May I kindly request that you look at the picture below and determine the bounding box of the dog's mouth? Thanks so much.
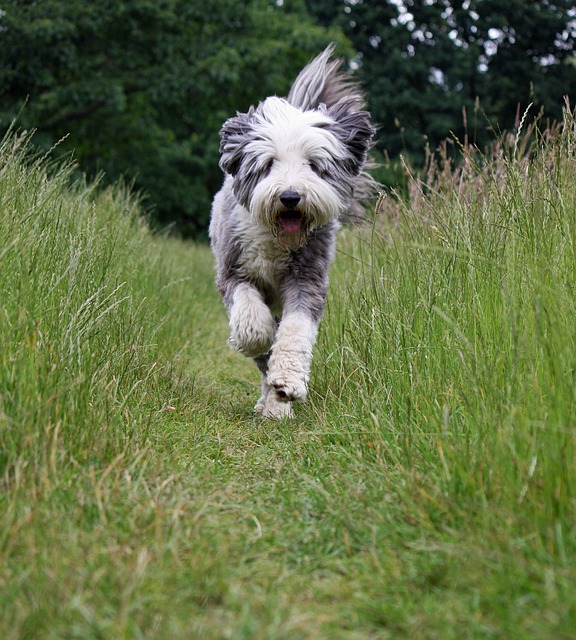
[277,210,304,234]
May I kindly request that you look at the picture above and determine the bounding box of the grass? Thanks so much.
[1,109,575,639]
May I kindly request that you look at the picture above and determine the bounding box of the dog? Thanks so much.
[209,44,377,419]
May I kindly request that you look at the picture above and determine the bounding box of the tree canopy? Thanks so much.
[1,0,575,236]
[307,0,576,156]
[0,0,346,236]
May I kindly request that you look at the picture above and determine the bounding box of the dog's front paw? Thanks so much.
[229,299,276,358]
[255,394,294,419]
[267,367,308,404]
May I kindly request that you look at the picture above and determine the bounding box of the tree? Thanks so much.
[477,0,576,125]
[305,0,576,159]
[0,0,348,236]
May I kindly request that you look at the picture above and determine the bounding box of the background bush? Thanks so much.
[1,0,575,236]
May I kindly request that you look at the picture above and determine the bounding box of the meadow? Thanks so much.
[0,111,575,639]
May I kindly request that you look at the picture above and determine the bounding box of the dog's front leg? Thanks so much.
[265,308,320,415]
[253,309,319,419]
[227,282,277,358]
[260,239,331,418]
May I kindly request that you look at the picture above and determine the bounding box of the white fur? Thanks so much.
[210,46,376,419]
[245,99,347,229]
[253,312,320,420]
[254,385,294,419]
[233,200,293,294]
[267,311,318,402]
[228,283,276,357]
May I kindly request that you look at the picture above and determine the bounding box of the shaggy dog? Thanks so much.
[209,45,376,419]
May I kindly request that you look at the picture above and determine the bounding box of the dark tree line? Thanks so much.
[308,0,576,157]
[1,0,575,236]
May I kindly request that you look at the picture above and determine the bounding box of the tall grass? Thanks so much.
[0,108,575,639]
[315,107,576,635]
[1,131,172,466]
[0,131,234,638]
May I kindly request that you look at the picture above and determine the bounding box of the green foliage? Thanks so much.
[307,0,576,158]
[1,109,576,637]
[3,1,574,235]
[0,0,347,236]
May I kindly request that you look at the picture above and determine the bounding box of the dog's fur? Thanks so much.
[209,45,376,419]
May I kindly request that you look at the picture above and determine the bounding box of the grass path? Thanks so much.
[1,121,575,639]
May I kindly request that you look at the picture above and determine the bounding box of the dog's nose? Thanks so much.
[279,190,301,209]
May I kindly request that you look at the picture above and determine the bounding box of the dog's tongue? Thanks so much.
[279,212,302,233]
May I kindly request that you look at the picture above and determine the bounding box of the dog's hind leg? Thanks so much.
[253,353,294,419]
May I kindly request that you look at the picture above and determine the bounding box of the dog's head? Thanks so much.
[219,95,374,249]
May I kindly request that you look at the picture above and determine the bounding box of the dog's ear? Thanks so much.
[327,99,375,175]
[219,108,254,176]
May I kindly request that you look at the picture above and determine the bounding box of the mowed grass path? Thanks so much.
[1,116,575,640]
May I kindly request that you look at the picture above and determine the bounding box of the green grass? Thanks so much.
[1,111,575,640]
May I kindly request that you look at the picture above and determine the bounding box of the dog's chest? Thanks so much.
[236,227,291,291]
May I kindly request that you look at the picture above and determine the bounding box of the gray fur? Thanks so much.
[209,46,377,418]
[287,43,358,112]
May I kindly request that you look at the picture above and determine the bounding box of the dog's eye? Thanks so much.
[308,160,323,176]
[263,158,274,176]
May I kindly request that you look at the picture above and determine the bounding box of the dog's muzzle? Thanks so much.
[279,190,301,209]
[278,190,304,234]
